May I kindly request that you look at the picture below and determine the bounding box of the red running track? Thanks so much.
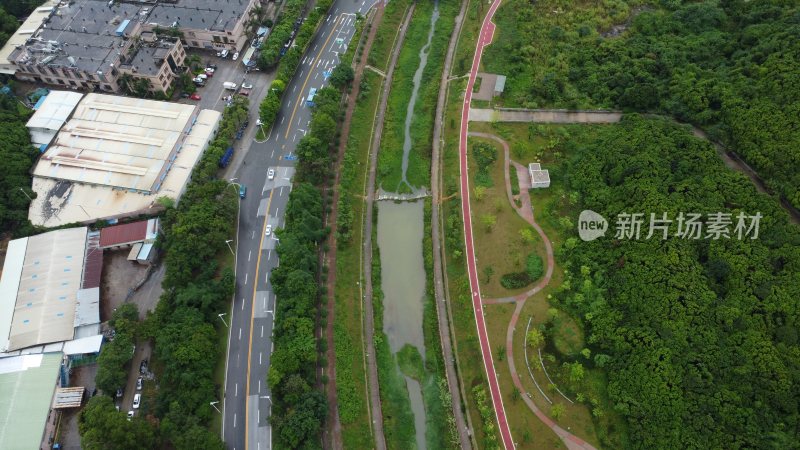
[458,0,514,449]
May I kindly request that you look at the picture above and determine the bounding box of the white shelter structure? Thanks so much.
[528,163,551,189]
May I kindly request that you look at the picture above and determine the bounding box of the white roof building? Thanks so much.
[28,94,221,227]
[528,163,551,189]
[0,227,102,356]
[25,91,84,149]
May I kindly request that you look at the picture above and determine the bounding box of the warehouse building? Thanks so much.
[0,353,64,450]
[0,227,103,356]
[27,92,221,227]
[25,91,84,151]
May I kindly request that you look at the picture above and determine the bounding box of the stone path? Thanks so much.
[469,107,622,123]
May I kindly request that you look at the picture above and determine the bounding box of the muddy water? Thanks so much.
[399,1,441,191]
[377,200,427,449]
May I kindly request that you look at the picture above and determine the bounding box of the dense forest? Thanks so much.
[551,115,800,448]
[0,94,37,236]
[1,1,44,237]
[485,0,800,209]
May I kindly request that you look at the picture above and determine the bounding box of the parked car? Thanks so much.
[265,225,272,236]
[180,92,190,98]
[241,82,253,90]
[219,147,234,168]
[196,73,207,80]
[239,185,247,199]
[220,49,229,58]
[139,359,148,374]
[132,394,141,409]
[136,376,143,390]
[115,405,120,412]
[190,93,201,101]
[204,69,214,77]
[206,64,217,70]
[267,168,275,180]
[127,411,135,421]
[232,51,239,61]
[116,388,123,398]
[238,88,251,97]
[193,78,205,86]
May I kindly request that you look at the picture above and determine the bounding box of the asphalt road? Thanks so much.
[221,1,369,449]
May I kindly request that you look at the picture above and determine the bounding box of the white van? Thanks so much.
[223,82,238,90]
[132,393,141,409]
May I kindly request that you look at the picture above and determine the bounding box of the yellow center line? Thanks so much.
[245,188,274,450]
[283,15,344,139]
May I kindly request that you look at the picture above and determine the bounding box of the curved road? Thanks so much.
[456,0,514,448]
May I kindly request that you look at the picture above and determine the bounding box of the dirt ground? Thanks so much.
[100,250,150,322]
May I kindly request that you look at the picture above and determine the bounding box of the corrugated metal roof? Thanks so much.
[25,91,83,132]
[99,220,148,248]
[73,288,99,328]
[81,231,102,289]
[0,353,61,450]
[53,386,84,408]
[8,227,87,351]
[0,238,27,353]
[62,334,102,356]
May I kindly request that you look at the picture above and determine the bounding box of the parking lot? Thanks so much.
[174,50,276,175]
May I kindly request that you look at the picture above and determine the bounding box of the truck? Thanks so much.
[223,82,238,90]
[219,147,234,168]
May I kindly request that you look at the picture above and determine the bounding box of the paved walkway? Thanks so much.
[431,0,473,446]
[362,6,415,449]
[469,107,622,123]
[324,5,385,449]
[457,0,514,448]
[465,129,597,449]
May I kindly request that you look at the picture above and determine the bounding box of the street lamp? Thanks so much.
[18,187,32,201]
[225,239,235,255]
[218,313,229,327]
[210,401,221,413]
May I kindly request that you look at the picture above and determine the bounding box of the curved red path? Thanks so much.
[457,0,514,448]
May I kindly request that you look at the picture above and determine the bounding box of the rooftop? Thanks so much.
[0,1,58,75]
[11,0,145,74]
[33,93,198,194]
[29,108,222,227]
[0,353,62,450]
[26,91,84,147]
[100,218,158,248]
[148,0,252,32]
[119,40,178,76]
[4,227,88,352]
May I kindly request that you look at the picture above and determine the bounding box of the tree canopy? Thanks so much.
[486,0,800,209]
[551,115,800,449]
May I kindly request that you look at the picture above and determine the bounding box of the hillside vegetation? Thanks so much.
[485,0,800,208]
[551,115,800,449]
